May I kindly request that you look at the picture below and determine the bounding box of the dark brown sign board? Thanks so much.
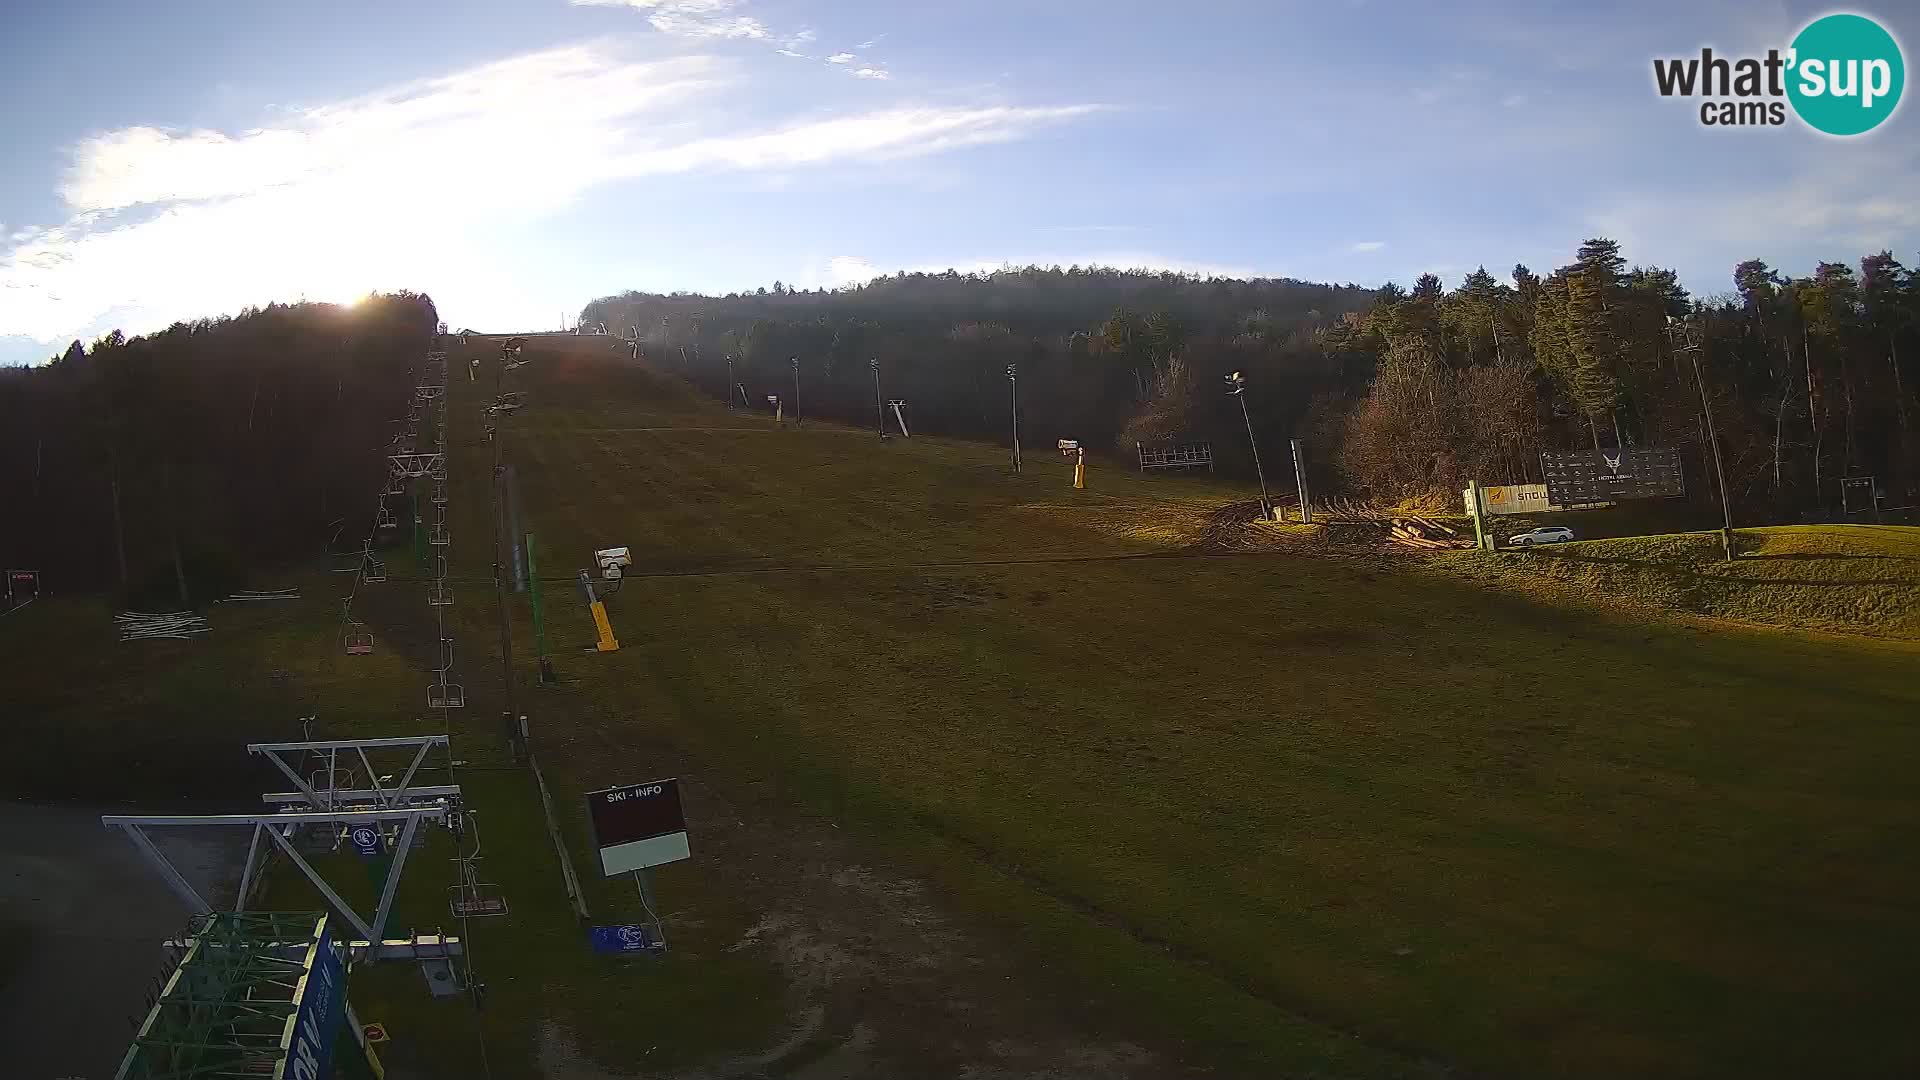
[1540,448,1685,504]
[586,779,690,876]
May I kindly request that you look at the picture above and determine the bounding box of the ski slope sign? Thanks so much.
[587,778,691,877]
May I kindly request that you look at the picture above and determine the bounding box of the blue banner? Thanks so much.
[285,922,347,1080]
[590,924,662,954]
[348,824,384,858]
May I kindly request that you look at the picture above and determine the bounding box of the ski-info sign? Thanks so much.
[587,779,690,877]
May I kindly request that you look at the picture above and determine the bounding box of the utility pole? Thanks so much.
[791,357,802,427]
[1290,438,1313,524]
[1006,364,1022,472]
[870,358,886,438]
[726,355,736,411]
[1225,371,1270,519]
[1678,324,1735,562]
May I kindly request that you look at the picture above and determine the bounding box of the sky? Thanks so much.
[2,0,1917,365]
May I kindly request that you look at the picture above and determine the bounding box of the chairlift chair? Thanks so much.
[430,525,450,546]
[362,559,387,584]
[428,681,466,709]
[377,506,398,530]
[342,603,375,655]
[448,877,510,919]
[428,583,454,607]
[310,765,358,796]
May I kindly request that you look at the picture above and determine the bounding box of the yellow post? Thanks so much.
[591,600,620,652]
[1073,448,1086,489]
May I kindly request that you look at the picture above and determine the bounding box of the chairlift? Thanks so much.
[342,603,374,655]
[431,486,448,505]
[377,507,398,530]
[430,525,450,546]
[428,681,466,709]
[449,876,510,918]
[447,816,509,917]
[362,559,387,584]
[310,765,358,794]
[428,583,453,606]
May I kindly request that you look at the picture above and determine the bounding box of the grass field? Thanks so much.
[1436,526,1920,638]
[9,337,1920,1079]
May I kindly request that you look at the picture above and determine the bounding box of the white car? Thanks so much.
[1510,526,1575,546]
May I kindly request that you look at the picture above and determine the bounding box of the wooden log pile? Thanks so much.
[1388,516,1472,550]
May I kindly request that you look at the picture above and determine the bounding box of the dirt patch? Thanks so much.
[539,758,1200,1080]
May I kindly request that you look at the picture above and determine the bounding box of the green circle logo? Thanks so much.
[1787,13,1904,135]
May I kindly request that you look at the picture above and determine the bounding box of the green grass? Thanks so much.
[1436,525,1920,638]
[10,339,1920,1078]
[486,346,1920,1078]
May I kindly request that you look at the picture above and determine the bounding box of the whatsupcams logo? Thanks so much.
[1653,12,1904,134]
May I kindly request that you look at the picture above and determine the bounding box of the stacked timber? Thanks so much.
[1388,517,1472,550]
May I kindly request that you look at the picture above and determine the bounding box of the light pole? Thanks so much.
[791,357,802,427]
[1670,318,1735,561]
[1225,371,1271,519]
[870,357,886,438]
[1006,364,1022,472]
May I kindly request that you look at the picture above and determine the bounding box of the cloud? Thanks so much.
[1586,146,1920,287]
[852,68,890,81]
[857,37,884,49]
[2,44,1099,344]
[573,0,768,39]
[826,52,854,64]
[825,255,882,285]
[1349,240,1387,253]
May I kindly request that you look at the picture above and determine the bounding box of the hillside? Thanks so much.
[1434,526,1920,639]
[8,336,1920,1080]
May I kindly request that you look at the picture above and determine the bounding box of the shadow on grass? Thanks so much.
[1743,551,1920,563]
[1528,550,1913,587]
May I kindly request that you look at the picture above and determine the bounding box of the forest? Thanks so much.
[0,294,439,604]
[582,245,1920,520]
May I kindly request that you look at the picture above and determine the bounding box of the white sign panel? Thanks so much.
[1465,483,1609,516]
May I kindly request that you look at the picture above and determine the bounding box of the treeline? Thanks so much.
[0,293,439,604]
[582,266,1374,474]
[583,252,1920,518]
